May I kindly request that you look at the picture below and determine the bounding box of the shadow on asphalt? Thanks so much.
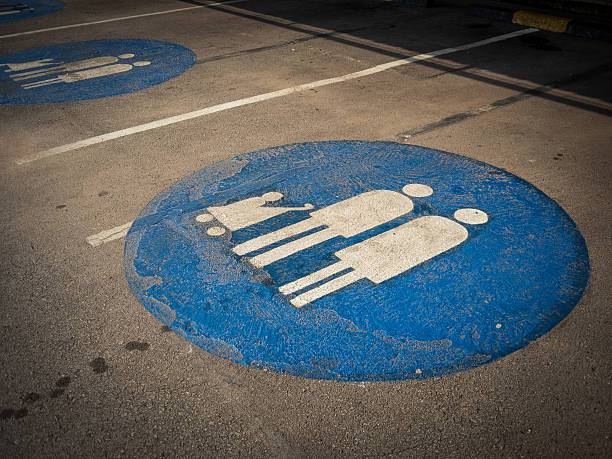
[180,0,612,116]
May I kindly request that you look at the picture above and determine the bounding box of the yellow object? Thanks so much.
[512,10,572,33]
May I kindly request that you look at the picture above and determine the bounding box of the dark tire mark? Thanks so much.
[396,61,612,140]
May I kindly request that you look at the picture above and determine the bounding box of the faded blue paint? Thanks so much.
[0,39,196,105]
[124,141,590,381]
[0,0,64,23]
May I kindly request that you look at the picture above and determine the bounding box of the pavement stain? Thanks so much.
[56,376,70,387]
[23,392,40,403]
[2,341,153,422]
[47,377,70,398]
[0,408,28,420]
[2,376,74,421]
[125,341,150,351]
[49,388,65,398]
[90,357,108,374]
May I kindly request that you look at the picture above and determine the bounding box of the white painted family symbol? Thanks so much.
[1,53,151,89]
[196,184,488,307]
[126,141,589,381]
[0,0,64,24]
[0,4,34,17]
[0,39,196,104]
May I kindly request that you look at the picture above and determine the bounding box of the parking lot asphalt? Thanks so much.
[1,0,611,456]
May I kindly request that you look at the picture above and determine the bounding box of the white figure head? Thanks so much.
[261,192,283,202]
[402,183,433,197]
[207,226,226,236]
[196,213,214,223]
[453,208,488,225]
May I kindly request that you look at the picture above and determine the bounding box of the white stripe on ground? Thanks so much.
[86,221,133,247]
[21,28,537,167]
[81,28,537,247]
[0,0,247,40]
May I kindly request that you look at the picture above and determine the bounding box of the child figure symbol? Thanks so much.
[196,192,314,236]
[1,53,151,89]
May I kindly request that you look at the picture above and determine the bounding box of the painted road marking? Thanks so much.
[86,221,133,247]
[0,1,247,39]
[0,0,64,24]
[282,209,489,308]
[86,62,612,249]
[17,28,537,165]
[124,141,589,381]
[286,215,476,308]
[0,39,196,104]
[234,189,416,267]
[204,189,487,307]
[7,55,152,90]
[0,4,33,17]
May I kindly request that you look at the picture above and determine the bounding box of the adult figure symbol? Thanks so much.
[232,186,427,267]
[281,210,488,307]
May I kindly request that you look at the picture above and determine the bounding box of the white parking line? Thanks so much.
[20,28,537,166]
[82,28,539,247]
[0,0,247,40]
[86,221,134,247]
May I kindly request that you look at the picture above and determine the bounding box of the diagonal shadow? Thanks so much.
[178,0,612,116]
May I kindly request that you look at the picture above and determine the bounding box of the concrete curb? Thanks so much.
[468,4,612,42]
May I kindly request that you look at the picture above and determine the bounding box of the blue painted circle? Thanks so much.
[0,39,196,104]
[124,141,589,381]
[0,0,64,24]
